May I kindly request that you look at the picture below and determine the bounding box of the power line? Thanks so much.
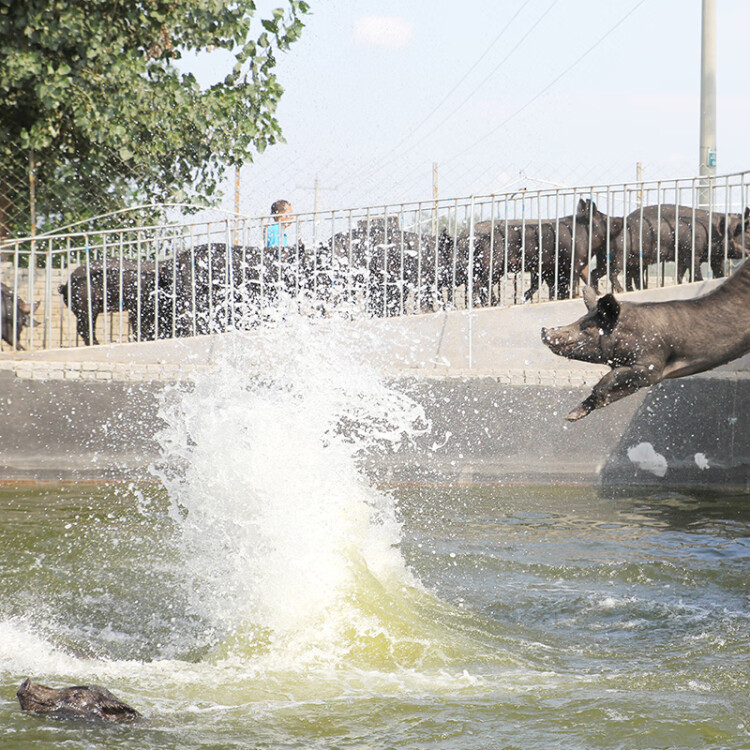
[327,0,537,196]
[352,0,536,173]
[343,0,648,206]
[360,0,561,180]
[228,0,650,216]
[443,0,649,171]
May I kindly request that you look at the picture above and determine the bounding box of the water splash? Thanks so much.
[152,309,432,664]
[0,303,532,722]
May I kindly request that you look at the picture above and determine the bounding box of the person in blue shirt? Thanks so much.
[265,199,293,247]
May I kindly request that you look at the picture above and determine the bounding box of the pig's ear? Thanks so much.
[609,217,623,235]
[717,215,726,236]
[744,206,750,225]
[583,285,598,311]
[576,198,596,217]
[597,293,620,334]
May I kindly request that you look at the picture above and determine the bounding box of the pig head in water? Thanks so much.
[540,258,750,421]
[17,678,140,723]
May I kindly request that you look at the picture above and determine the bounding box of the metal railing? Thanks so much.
[1,171,748,352]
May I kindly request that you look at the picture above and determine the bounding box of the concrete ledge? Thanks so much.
[0,359,209,383]
[5,275,748,375]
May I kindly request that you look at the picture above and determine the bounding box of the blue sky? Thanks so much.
[180,1,750,217]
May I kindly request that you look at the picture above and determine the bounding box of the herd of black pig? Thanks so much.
[55,219,457,345]
[0,202,747,350]
[467,200,749,304]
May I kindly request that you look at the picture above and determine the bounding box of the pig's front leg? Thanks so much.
[566,364,663,421]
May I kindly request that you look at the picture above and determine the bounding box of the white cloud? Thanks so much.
[352,16,414,49]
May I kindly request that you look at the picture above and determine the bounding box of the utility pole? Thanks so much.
[295,174,338,246]
[29,150,37,237]
[234,165,241,215]
[296,174,338,215]
[28,149,37,348]
[233,164,241,245]
[698,0,716,208]
[432,162,438,233]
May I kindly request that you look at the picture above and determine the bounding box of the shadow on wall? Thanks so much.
[599,377,750,490]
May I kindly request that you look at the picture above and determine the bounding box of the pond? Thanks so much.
[3,313,749,749]
[2,481,749,750]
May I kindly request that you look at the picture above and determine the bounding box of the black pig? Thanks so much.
[468,199,622,305]
[717,206,750,270]
[540,258,750,420]
[1,282,39,350]
[59,260,159,345]
[17,678,140,723]
[606,205,731,292]
[160,244,260,336]
[324,219,452,316]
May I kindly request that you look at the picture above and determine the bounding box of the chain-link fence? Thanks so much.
[0,145,30,241]
[0,141,186,241]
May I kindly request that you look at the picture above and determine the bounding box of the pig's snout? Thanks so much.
[541,325,576,356]
[541,326,562,347]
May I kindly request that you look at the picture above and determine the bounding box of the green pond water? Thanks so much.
[1,482,749,749]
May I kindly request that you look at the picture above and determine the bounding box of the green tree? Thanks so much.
[0,0,310,236]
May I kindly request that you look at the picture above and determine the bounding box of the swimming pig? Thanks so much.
[540,258,750,421]
[17,678,140,723]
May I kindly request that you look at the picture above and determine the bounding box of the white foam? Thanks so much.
[694,452,710,470]
[0,619,81,676]
[627,442,667,477]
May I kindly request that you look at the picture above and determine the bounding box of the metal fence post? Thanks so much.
[467,195,475,369]
[1,170,748,354]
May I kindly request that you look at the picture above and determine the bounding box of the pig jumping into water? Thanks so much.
[17,678,140,723]
[540,258,750,421]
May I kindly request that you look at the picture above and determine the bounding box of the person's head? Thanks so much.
[270,200,293,225]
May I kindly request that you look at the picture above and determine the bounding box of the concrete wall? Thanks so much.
[389,376,749,490]
[1,279,748,489]
[0,371,163,480]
